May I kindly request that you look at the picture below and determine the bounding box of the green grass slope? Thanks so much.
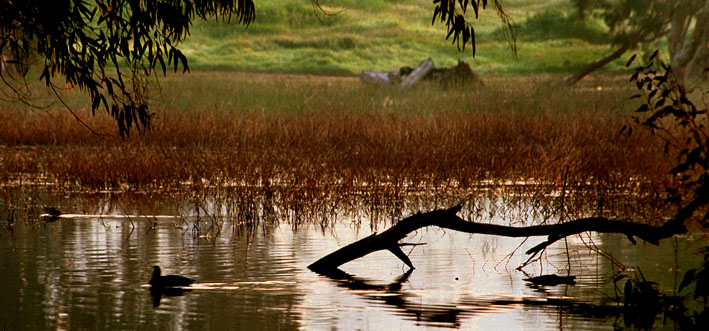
[182,0,630,76]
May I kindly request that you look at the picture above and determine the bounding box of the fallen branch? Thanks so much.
[307,205,687,273]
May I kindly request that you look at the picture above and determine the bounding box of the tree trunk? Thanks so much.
[669,1,709,88]
[566,44,629,86]
[682,3,709,88]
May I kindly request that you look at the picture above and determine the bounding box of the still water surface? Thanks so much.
[0,195,703,330]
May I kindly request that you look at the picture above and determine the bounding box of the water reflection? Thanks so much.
[0,192,705,330]
[150,286,192,307]
[314,268,508,328]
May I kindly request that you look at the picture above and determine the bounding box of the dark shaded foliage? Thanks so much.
[568,0,709,85]
[572,0,703,46]
[624,52,708,219]
[679,247,709,302]
[624,52,709,325]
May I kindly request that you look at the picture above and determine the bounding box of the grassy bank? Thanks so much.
[0,73,674,224]
[182,0,627,76]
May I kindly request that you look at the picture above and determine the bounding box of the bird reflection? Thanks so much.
[150,286,192,307]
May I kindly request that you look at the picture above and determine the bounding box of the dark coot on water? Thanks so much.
[150,266,195,288]
[42,206,62,222]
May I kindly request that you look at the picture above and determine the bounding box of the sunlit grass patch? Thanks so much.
[181,0,630,76]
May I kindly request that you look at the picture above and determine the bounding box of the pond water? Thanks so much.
[0,192,705,330]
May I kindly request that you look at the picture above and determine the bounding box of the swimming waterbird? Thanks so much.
[149,266,195,288]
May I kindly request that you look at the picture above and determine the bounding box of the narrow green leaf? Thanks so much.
[625,54,637,67]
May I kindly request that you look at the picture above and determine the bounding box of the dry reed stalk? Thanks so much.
[0,75,676,226]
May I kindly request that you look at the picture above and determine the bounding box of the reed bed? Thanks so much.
[0,73,675,228]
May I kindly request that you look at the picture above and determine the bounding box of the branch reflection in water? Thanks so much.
[313,266,634,329]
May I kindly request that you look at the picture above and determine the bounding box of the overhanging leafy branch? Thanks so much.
[1,0,256,136]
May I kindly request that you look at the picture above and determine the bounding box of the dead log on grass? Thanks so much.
[360,58,483,87]
[400,58,435,87]
[307,205,688,273]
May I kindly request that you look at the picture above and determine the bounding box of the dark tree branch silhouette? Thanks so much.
[307,205,689,273]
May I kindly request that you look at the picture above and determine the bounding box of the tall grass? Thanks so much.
[0,73,674,227]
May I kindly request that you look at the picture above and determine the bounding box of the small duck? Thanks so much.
[42,206,62,222]
[149,266,195,288]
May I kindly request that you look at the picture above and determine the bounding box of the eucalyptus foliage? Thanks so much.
[1,0,255,136]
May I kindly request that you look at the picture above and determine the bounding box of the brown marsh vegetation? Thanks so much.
[0,73,675,228]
